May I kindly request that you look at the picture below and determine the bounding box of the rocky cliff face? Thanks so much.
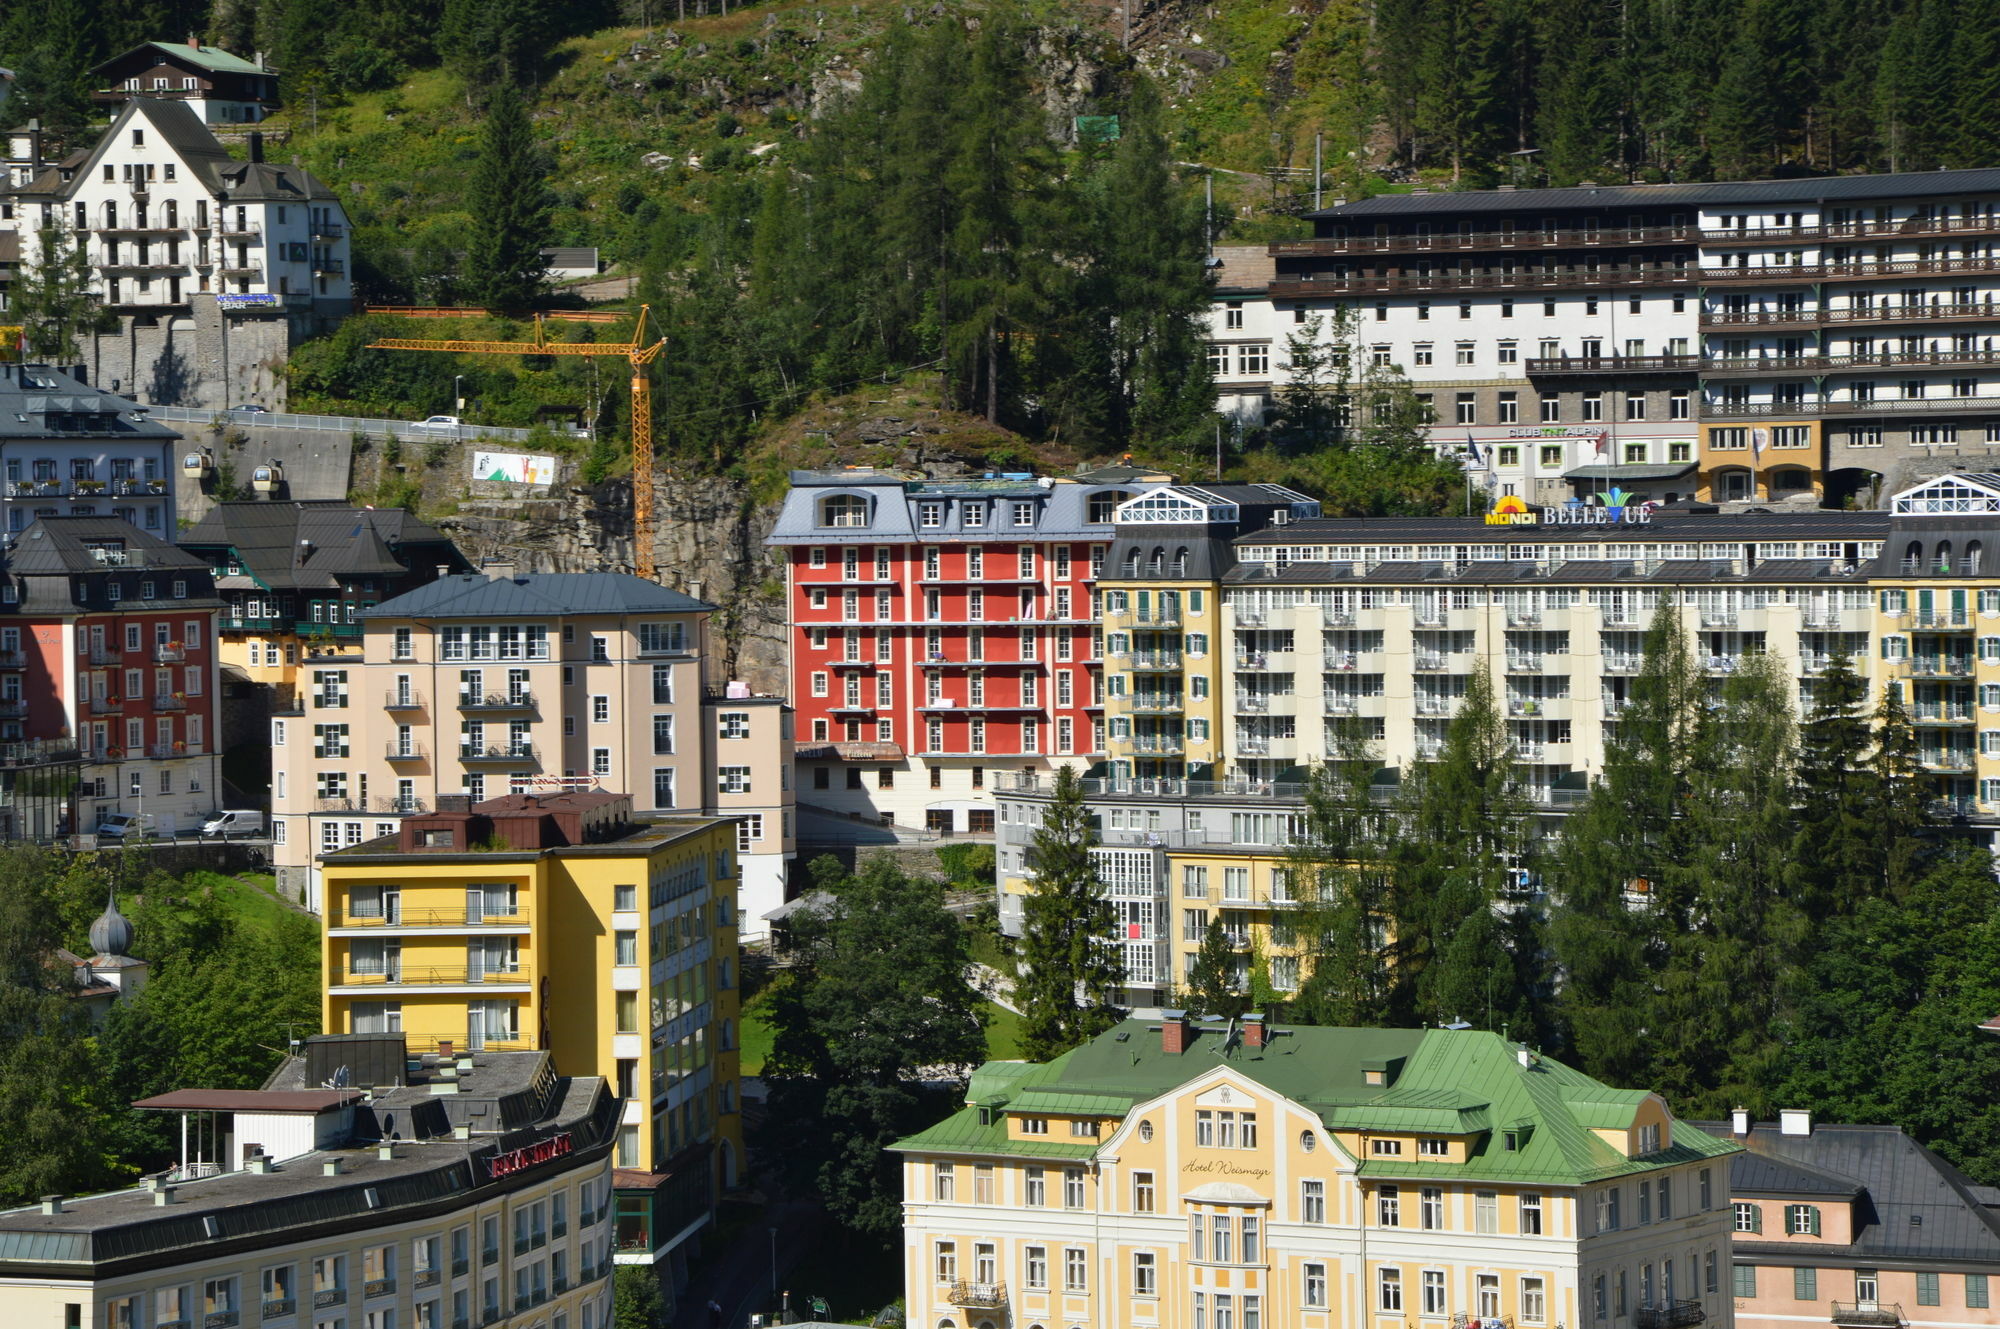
[351,441,791,695]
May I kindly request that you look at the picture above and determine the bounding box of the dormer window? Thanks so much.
[818,494,868,528]
[1635,1122,1662,1154]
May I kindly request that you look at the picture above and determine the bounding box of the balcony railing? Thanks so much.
[1269,263,1696,298]
[458,691,536,710]
[363,1278,394,1298]
[1909,657,1974,678]
[1272,223,1696,255]
[260,1301,294,1320]
[1702,300,2000,329]
[331,906,530,928]
[1526,354,1699,375]
[1121,650,1183,669]
[1324,652,1360,671]
[386,743,429,760]
[1505,655,1545,672]
[1706,394,2000,419]
[948,1282,1009,1310]
[459,743,537,761]
[1130,734,1186,754]
[1831,1304,1903,1329]
[153,693,187,711]
[1636,1302,1706,1329]
[327,965,529,988]
[1912,612,1973,630]
[384,690,426,709]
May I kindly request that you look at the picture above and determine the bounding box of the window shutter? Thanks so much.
[1808,1205,1821,1236]
[1750,1204,1763,1234]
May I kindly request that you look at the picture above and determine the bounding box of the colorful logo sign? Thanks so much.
[1486,494,1537,526]
[486,1131,574,1179]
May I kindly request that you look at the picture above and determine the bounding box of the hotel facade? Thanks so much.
[997,473,2000,1001]
[1209,166,2000,510]
[896,1016,1739,1329]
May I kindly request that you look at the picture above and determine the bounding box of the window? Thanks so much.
[1064,1166,1085,1208]
[934,1241,957,1284]
[933,1163,954,1201]
[1420,1187,1443,1229]
[1064,1248,1087,1292]
[1968,1275,1990,1310]
[1414,343,1434,366]
[1787,1204,1821,1235]
[1378,1185,1400,1226]
[1025,1247,1047,1290]
[719,766,751,794]
[1380,1269,1403,1312]
[1499,340,1519,363]
[1475,1190,1498,1234]
[1521,1192,1543,1234]
[972,1165,995,1204]
[1305,1264,1328,1310]
[1302,1179,1326,1223]
[1522,1278,1547,1324]
[1498,392,1518,423]
[1456,342,1476,365]
[1456,393,1476,425]
[1424,1270,1447,1315]
[1583,392,1604,421]
[1541,395,1560,422]
[1734,1266,1757,1299]
[1796,1269,1819,1301]
[1133,1171,1155,1212]
[1918,1274,1940,1307]
[1134,1252,1157,1297]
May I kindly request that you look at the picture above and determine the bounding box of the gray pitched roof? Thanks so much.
[8,516,208,575]
[364,572,712,620]
[180,501,465,592]
[17,100,336,204]
[1320,167,2000,219]
[0,364,176,440]
[1695,1121,2000,1267]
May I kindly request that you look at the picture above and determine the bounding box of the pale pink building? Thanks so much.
[1701,1112,2000,1329]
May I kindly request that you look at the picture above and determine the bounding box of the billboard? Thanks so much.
[472,451,557,487]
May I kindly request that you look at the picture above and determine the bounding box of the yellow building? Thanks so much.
[896,1016,1739,1329]
[320,790,742,1275]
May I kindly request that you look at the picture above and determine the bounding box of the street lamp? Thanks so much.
[453,375,465,414]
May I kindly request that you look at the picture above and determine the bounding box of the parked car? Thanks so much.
[411,415,463,431]
[95,812,152,840]
[230,403,269,414]
[202,809,267,839]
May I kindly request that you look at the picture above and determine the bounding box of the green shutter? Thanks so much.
[1734,1266,1758,1299]
[1808,1205,1821,1236]
[1795,1269,1817,1301]
[1750,1204,1763,1233]
[1918,1274,1939,1307]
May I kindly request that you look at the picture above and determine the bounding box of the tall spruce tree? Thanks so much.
[463,87,554,315]
[1182,916,1246,1021]
[1787,652,1882,919]
[1285,741,1394,1027]
[13,221,109,363]
[1016,767,1125,1061]
[1389,669,1544,1035]
[1873,680,1932,899]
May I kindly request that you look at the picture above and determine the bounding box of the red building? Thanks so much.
[6,517,223,837]
[766,466,1169,833]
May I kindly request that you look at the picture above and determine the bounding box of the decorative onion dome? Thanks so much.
[89,891,134,958]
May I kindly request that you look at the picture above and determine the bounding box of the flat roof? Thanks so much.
[132,1089,362,1114]
[1318,166,2000,219]
[320,813,731,863]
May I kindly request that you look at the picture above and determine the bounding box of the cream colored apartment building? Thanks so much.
[896,1016,1739,1329]
[0,1043,615,1329]
[270,570,793,921]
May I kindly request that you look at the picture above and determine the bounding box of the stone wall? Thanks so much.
[173,418,358,523]
[80,294,336,411]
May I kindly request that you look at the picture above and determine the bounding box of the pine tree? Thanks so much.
[13,221,109,363]
[1285,750,1394,1027]
[1016,767,1125,1061]
[1390,670,1544,1034]
[463,87,554,316]
[1182,916,1245,1021]
[1872,680,1932,898]
[1787,652,1881,919]
[1534,0,1619,184]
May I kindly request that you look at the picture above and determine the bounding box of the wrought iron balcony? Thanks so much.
[1831,1304,1903,1329]
[948,1281,1009,1310]
[1636,1301,1706,1329]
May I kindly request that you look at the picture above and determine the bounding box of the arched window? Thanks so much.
[1172,546,1190,576]
[818,494,868,528]
[1147,546,1165,574]
[1906,540,1926,572]
[1969,540,1984,574]
[1124,549,1141,576]
[1935,540,1954,573]
[102,200,117,228]
[1769,467,1811,496]
[1715,468,1754,502]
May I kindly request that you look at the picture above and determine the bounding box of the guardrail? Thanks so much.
[143,405,558,445]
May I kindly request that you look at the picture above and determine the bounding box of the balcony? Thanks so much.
[1831,1305,1903,1329]
[1705,394,2000,420]
[1505,655,1546,672]
[948,1282,1009,1311]
[331,905,530,929]
[1636,1303,1706,1329]
[458,690,536,711]
[260,1301,294,1320]
[312,219,346,239]
[458,743,537,762]
[312,1291,345,1310]
[414,1270,440,1290]
[1237,736,1293,757]
[1703,348,2000,377]
[1919,749,1976,773]
[1912,703,1974,725]
[1415,696,1457,716]
[1324,696,1362,715]
[1272,223,1695,256]
[1908,657,1974,679]
[1704,656,1746,675]
[1269,262,1696,299]
[1130,734,1185,755]
[88,697,123,716]
[150,742,203,759]
[1323,651,1361,671]
[314,796,430,815]
[1507,697,1563,717]
[216,261,265,279]
[1127,694,1186,714]
[385,742,429,761]
[364,1278,394,1298]
[1122,650,1183,670]
[327,965,530,988]
[1912,612,1973,631]
[384,690,426,709]
[205,1315,239,1329]
[1413,653,1449,671]
[1702,300,2000,331]
[219,222,263,240]
[1603,654,1646,673]
[1526,354,1699,376]
[152,693,187,711]
[89,646,123,666]
[1704,254,2000,286]
[0,650,22,669]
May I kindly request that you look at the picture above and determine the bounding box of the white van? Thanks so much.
[202,809,267,839]
[96,812,152,840]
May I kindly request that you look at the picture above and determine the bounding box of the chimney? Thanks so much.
[188,33,201,50]
[1242,1013,1266,1049]
[322,1158,343,1177]
[39,1195,62,1215]
[1731,1106,1751,1136]
[1779,1108,1812,1137]
[482,556,515,580]
[1161,1010,1190,1055]
[248,131,264,165]
[435,565,451,579]
[154,1185,177,1206]
[437,1038,453,1059]
[377,1144,397,1161]
[246,1154,272,1175]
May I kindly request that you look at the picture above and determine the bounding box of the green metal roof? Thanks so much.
[892,1020,1740,1185]
[138,41,269,74]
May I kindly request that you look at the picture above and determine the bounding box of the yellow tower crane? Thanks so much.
[365,305,667,580]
